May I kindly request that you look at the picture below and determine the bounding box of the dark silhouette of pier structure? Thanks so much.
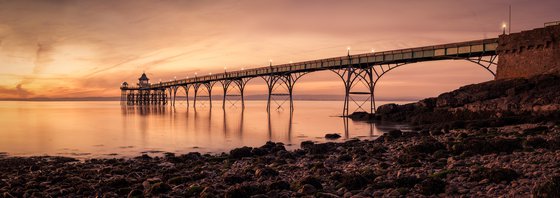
[121,38,499,115]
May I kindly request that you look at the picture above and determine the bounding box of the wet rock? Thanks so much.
[387,130,402,139]
[316,192,341,198]
[430,169,458,179]
[405,139,444,154]
[127,189,143,198]
[167,176,189,185]
[105,176,130,189]
[229,146,253,159]
[180,152,203,161]
[2,192,15,198]
[300,141,315,149]
[259,141,286,153]
[432,149,448,159]
[337,154,352,162]
[470,168,519,183]
[299,176,323,189]
[418,177,446,195]
[430,130,444,136]
[523,136,548,149]
[533,175,560,198]
[199,187,216,198]
[302,142,336,155]
[298,184,317,195]
[186,185,204,196]
[268,180,290,191]
[250,148,269,156]
[223,174,249,185]
[394,176,422,188]
[148,182,171,195]
[347,111,373,121]
[136,154,152,160]
[255,167,279,178]
[522,126,549,135]
[225,184,265,198]
[325,133,342,140]
[451,137,522,155]
[547,136,560,150]
[339,172,370,190]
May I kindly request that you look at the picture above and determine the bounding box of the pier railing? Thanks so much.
[150,38,498,88]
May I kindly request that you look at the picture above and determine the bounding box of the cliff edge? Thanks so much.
[376,73,560,129]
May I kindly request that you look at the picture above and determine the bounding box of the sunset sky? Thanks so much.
[1,0,559,100]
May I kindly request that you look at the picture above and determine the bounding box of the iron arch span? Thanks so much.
[120,38,499,116]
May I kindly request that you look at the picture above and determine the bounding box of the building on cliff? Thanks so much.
[496,22,560,79]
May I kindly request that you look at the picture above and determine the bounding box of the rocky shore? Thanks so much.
[2,74,560,197]
[374,73,560,129]
[1,122,560,197]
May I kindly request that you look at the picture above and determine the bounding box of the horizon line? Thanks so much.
[0,94,422,102]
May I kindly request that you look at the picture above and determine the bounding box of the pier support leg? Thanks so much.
[221,80,232,109]
[204,82,214,108]
[192,82,215,108]
[262,73,306,112]
[333,59,376,116]
[193,84,199,108]
[220,78,251,109]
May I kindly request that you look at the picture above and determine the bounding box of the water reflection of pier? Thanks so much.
[121,105,167,116]
[120,104,384,145]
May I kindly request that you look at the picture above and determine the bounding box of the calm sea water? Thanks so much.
[0,100,411,158]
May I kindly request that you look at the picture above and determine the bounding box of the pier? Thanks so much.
[120,24,560,115]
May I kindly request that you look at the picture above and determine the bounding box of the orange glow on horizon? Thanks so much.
[0,1,559,100]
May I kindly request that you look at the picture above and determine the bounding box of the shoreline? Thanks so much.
[2,122,559,197]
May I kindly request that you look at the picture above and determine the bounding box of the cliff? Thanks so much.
[376,73,560,128]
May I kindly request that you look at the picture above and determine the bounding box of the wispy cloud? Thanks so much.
[0,0,559,99]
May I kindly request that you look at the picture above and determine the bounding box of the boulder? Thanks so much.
[325,133,342,140]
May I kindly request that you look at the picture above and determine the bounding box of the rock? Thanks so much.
[268,180,290,190]
[470,168,519,183]
[180,152,202,161]
[199,187,215,198]
[387,130,402,139]
[533,176,560,198]
[300,141,315,149]
[522,126,549,135]
[167,176,189,185]
[2,192,15,198]
[451,137,522,155]
[523,136,548,149]
[299,176,323,189]
[418,177,446,195]
[229,146,253,158]
[186,185,204,196]
[105,176,130,189]
[127,189,143,198]
[325,133,342,140]
[347,111,373,120]
[430,130,444,136]
[340,173,370,190]
[302,142,336,155]
[225,184,264,198]
[317,192,341,198]
[259,141,286,153]
[255,167,279,178]
[223,174,248,185]
[394,176,422,188]
[148,182,171,195]
[405,139,444,154]
[298,184,317,195]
